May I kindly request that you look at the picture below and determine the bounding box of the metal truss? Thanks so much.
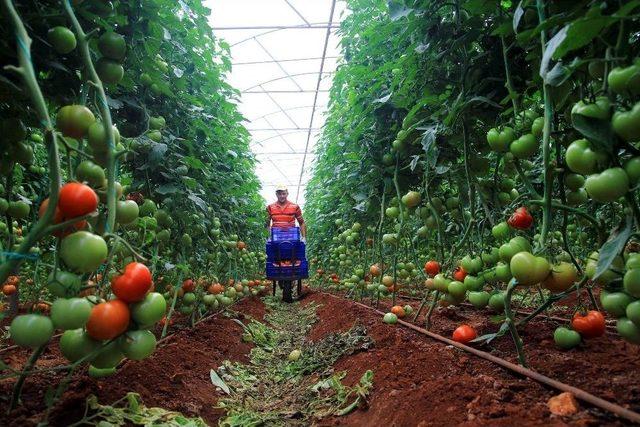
[215,0,340,204]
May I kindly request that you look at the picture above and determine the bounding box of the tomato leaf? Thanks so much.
[387,1,413,21]
[512,1,525,32]
[420,124,439,169]
[552,18,613,61]
[540,26,567,78]
[594,215,633,281]
[210,369,230,394]
[570,114,614,151]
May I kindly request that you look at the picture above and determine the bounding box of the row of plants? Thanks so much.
[306,0,640,365]
[0,0,267,419]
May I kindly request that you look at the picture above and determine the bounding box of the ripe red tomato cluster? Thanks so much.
[507,206,533,230]
[424,260,440,276]
[452,324,477,343]
[112,262,153,302]
[571,310,606,338]
[453,266,467,282]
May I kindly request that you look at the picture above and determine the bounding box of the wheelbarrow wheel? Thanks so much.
[281,280,293,303]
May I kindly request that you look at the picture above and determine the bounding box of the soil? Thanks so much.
[1,290,639,426]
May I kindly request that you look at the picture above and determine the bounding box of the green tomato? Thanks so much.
[47,270,81,297]
[481,247,499,266]
[565,139,607,175]
[510,252,550,286]
[96,58,124,85]
[119,330,157,360]
[87,122,120,152]
[624,269,640,298]
[183,292,196,305]
[509,134,537,159]
[433,273,449,292]
[10,314,54,348]
[50,297,92,330]
[463,275,484,291]
[92,341,124,369]
[600,291,633,318]
[447,280,466,299]
[566,189,588,206]
[488,292,506,312]
[98,32,126,60]
[486,127,515,152]
[60,231,108,273]
[116,200,139,224]
[47,26,77,54]
[60,328,100,362]
[626,300,640,326]
[139,199,157,217]
[149,116,166,130]
[624,157,640,185]
[494,263,512,282]
[564,173,585,191]
[491,221,510,241]
[607,63,640,95]
[584,167,629,203]
[530,117,544,137]
[617,318,640,344]
[131,292,166,326]
[7,201,30,219]
[626,254,640,270]
[383,312,398,324]
[553,327,581,350]
[75,160,106,187]
[468,291,490,308]
[612,102,640,142]
[571,97,610,121]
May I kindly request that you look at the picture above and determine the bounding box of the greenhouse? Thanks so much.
[1,0,640,425]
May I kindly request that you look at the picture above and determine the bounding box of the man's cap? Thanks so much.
[275,184,288,192]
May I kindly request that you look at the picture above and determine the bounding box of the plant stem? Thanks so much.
[0,0,63,290]
[504,280,527,367]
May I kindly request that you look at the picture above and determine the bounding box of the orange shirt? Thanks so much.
[267,201,304,228]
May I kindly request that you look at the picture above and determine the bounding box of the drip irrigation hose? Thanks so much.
[322,292,640,424]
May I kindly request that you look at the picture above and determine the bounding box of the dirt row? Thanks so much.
[1,290,639,425]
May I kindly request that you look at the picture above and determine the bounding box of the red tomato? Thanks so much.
[86,300,130,340]
[39,197,88,237]
[112,262,153,302]
[58,182,99,219]
[452,324,477,343]
[182,278,195,292]
[507,207,533,230]
[571,310,606,339]
[453,266,467,282]
[424,260,440,276]
[391,305,406,318]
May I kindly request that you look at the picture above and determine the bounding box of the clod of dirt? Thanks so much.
[548,391,580,416]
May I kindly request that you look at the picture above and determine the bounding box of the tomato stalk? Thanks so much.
[9,343,47,411]
[500,35,519,116]
[391,158,405,307]
[422,171,444,261]
[425,290,440,330]
[0,0,63,311]
[61,0,117,235]
[534,0,555,251]
[516,280,583,327]
[503,279,527,367]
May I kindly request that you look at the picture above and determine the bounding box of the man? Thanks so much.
[266,184,307,240]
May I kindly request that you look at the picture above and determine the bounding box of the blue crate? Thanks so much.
[266,260,308,280]
[270,227,300,242]
[266,240,306,262]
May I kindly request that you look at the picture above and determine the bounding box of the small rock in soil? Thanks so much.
[547,391,579,416]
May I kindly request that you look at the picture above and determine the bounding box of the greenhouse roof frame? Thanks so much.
[208,0,343,206]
